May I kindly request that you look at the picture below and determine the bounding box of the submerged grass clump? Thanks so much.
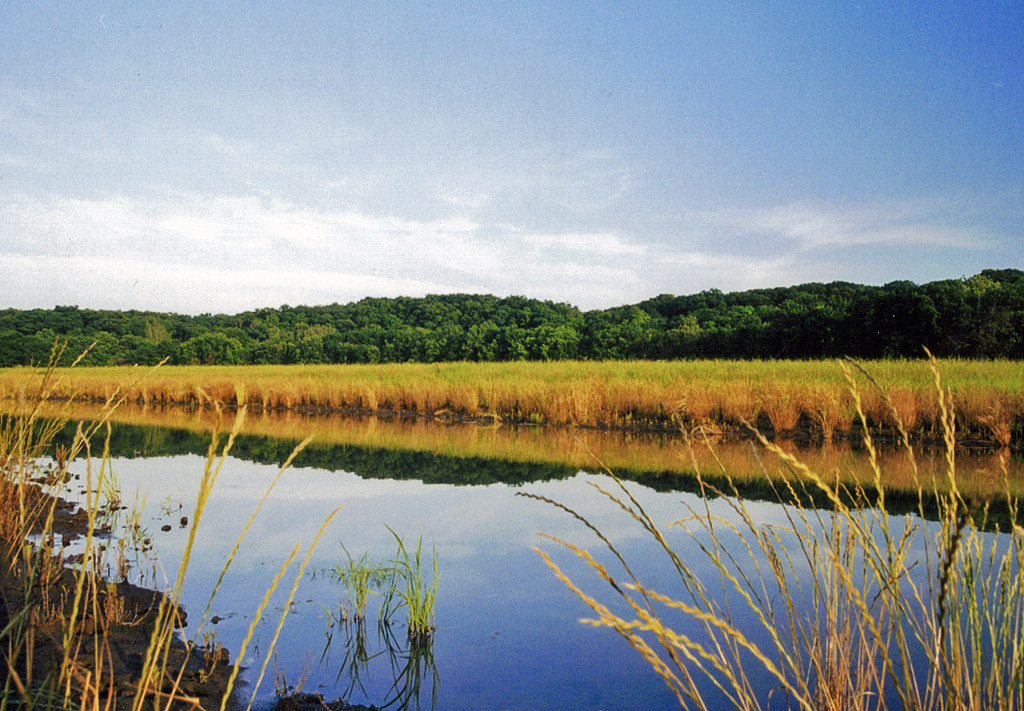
[322,532,441,647]
[388,527,440,644]
[530,356,1024,710]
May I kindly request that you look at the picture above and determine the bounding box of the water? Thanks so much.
[49,416,1022,710]
[58,436,694,709]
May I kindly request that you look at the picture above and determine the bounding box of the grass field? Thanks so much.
[0,359,1021,446]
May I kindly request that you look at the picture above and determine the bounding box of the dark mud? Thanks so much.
[0,484,234,709]
[0,480,383,711]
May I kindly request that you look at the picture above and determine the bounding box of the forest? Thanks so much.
[1,268,1021,367]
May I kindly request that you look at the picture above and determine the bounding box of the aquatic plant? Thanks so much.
[329,545,396,622]
[388,527,440,643]
[530,357,1024,710]
[315,537,440,708]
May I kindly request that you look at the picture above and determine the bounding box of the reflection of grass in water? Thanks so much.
[25,392,1024,503]
[320,608,439,711]
[530,358,1024,710]
[25,397,1024,510]
[385,630,439,711]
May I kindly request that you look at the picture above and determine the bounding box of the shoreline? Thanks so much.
[24,393,1023,452]
[2,359,1020,449]
[1,474,379,711]
[0,480,237,710]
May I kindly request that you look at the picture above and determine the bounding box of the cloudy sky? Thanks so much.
[2,2,1021,314]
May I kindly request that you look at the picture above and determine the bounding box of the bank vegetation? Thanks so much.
[1,358,1020,447]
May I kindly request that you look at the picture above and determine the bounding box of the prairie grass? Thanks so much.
[528,357,1024,710]
[1,359,1020,445]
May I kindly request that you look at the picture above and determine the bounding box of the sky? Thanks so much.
[1,2,1022,315]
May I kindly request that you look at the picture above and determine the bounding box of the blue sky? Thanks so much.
[2,2,1021,314]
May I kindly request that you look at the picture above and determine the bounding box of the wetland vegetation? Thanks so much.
[2,357,1021,448]
[533,358,1024,710]
[0,362,343,711]
[1,309,1022,707]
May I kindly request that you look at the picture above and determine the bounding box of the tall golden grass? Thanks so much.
[0,351,335,711]
[0,360,1020,446]
[530,358,1024,710]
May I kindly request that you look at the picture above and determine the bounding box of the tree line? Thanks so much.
[1,269,1021,367]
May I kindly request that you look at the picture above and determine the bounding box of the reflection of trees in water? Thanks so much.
[52,420,1023,529]
[54,420,578,486]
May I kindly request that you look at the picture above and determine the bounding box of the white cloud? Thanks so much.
[1,189,1009,314]
[692,199,987,251]
[0,251,456,314]
[522,231,646,257]
[0,191,649,312]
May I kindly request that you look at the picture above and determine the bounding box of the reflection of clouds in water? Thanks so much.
[74,455,713,577]
[520,473,700,542]
[60,448,782,709]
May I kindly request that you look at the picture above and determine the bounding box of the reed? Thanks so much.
[529,357,1024,710]
[0,351,338,711]
[387,527,439,645]
[2,359,1020,446]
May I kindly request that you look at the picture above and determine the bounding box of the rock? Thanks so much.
[274,693,379,711]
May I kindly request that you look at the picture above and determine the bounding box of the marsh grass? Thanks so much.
[528,357,1024,710]
[315,538,440,709]
[387,528,440,645]
[328,547,396,623]
[3,360,1020,446]
[0,348,338,711]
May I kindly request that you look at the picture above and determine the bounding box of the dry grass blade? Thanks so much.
[532,359,1024,711]
[245,506,344,711]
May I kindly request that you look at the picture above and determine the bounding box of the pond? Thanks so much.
[50,410,1023,710]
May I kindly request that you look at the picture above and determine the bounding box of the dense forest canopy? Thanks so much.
[1,269,1022,366]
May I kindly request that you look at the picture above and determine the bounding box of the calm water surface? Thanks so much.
[53,418,1020,710]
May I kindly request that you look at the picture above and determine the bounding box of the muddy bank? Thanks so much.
[0,480,383,711]
[0,483,236,710]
